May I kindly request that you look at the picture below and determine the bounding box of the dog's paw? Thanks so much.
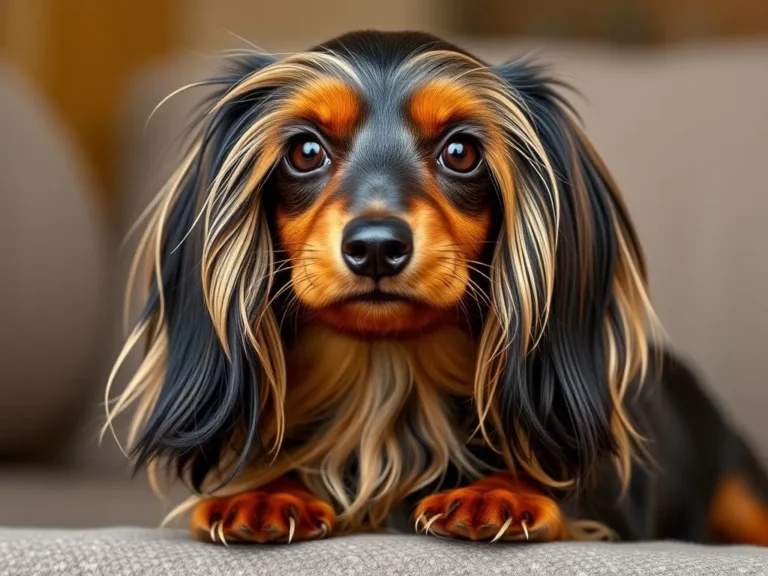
[413,476,564,542]
[190,480,335,545]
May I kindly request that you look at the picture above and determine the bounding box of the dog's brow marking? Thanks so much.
[408,79,479,139]
[286,77,362,139]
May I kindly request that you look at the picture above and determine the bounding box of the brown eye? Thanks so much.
[439,139,480,173]
[288,139,329,172]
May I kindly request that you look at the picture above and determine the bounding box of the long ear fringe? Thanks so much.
[102,53,288,493]
[103,49,366,496]
[475,58,662,491]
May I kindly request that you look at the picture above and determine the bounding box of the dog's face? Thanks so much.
[272,66,495,336]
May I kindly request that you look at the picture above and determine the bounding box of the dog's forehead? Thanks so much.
[313,30,477,120]
[332,60,481,152]
[348,66,425,126]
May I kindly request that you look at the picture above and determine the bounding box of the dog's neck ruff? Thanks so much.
[278,324,482,530]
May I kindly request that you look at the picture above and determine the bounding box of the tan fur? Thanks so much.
[709,475,768,545]
[173,325,484,532]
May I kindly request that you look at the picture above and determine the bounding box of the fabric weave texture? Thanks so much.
[2,528,768,575]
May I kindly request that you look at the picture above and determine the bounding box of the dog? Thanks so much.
[105,30,768,545]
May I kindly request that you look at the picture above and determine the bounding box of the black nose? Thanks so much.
[341,217,413,280]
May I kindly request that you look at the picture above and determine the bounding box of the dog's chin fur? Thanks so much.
[218,323,482,530]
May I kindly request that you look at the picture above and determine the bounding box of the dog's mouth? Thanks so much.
[337,289,414,305]
[314,288,448,336]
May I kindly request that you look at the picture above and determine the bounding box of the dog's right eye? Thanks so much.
[287,138,330,172]
[438,138,481,174]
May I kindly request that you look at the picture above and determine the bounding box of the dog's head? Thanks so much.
[107,31,659,495]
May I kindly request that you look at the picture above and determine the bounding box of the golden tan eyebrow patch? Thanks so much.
[407,78,483,140]
[284,77,363,139]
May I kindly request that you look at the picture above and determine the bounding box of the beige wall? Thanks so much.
[0,0,178,200]
[181,0,450,52]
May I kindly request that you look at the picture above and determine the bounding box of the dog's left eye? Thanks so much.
[438,139,481,174]
[287,138,329,172]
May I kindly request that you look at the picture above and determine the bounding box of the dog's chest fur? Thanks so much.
[283,324,480,527]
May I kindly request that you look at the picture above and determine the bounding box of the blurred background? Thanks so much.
[1,0,767,528]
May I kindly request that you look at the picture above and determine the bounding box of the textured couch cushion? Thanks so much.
[2,529,768,576]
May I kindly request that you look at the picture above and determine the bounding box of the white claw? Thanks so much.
[209,521,219,544]
[217,522,228,547]
[414,513,425,533]
[424,513,443,536]
[521,519,530,541]
[288,517,296,544]
[490,517,514,543]
[318,522,328,538]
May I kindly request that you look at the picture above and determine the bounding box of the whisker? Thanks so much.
[253,260,295,283]
[254,257,319,284]
[464,264,493,284]
[431,260,491,313]
[259,248,322,255]
[451,284,473,328]
[463,259,493,269]
[464,283,490,317]
[432,258,493,288]
[432,273,472,328]
[434,250,494,266]
[262,272,316,320]
[276,272,322,332]
[278,292,302,332]
[467,277,491,304]
[437,241,498,247]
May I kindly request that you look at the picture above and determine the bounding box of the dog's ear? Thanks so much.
[104,53,288,492]
[479,60,658,488]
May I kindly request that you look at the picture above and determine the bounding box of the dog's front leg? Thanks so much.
[190,477,335,545]
[413,473,565,542]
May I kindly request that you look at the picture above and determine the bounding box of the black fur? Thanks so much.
[491,60,642,484]
[569,352,768,541]
[131,54,277,490]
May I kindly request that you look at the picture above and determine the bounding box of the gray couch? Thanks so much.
[1,40,768,574]
[3,530,768,575]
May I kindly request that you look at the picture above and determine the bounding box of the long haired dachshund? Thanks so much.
[105,30,768,545]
